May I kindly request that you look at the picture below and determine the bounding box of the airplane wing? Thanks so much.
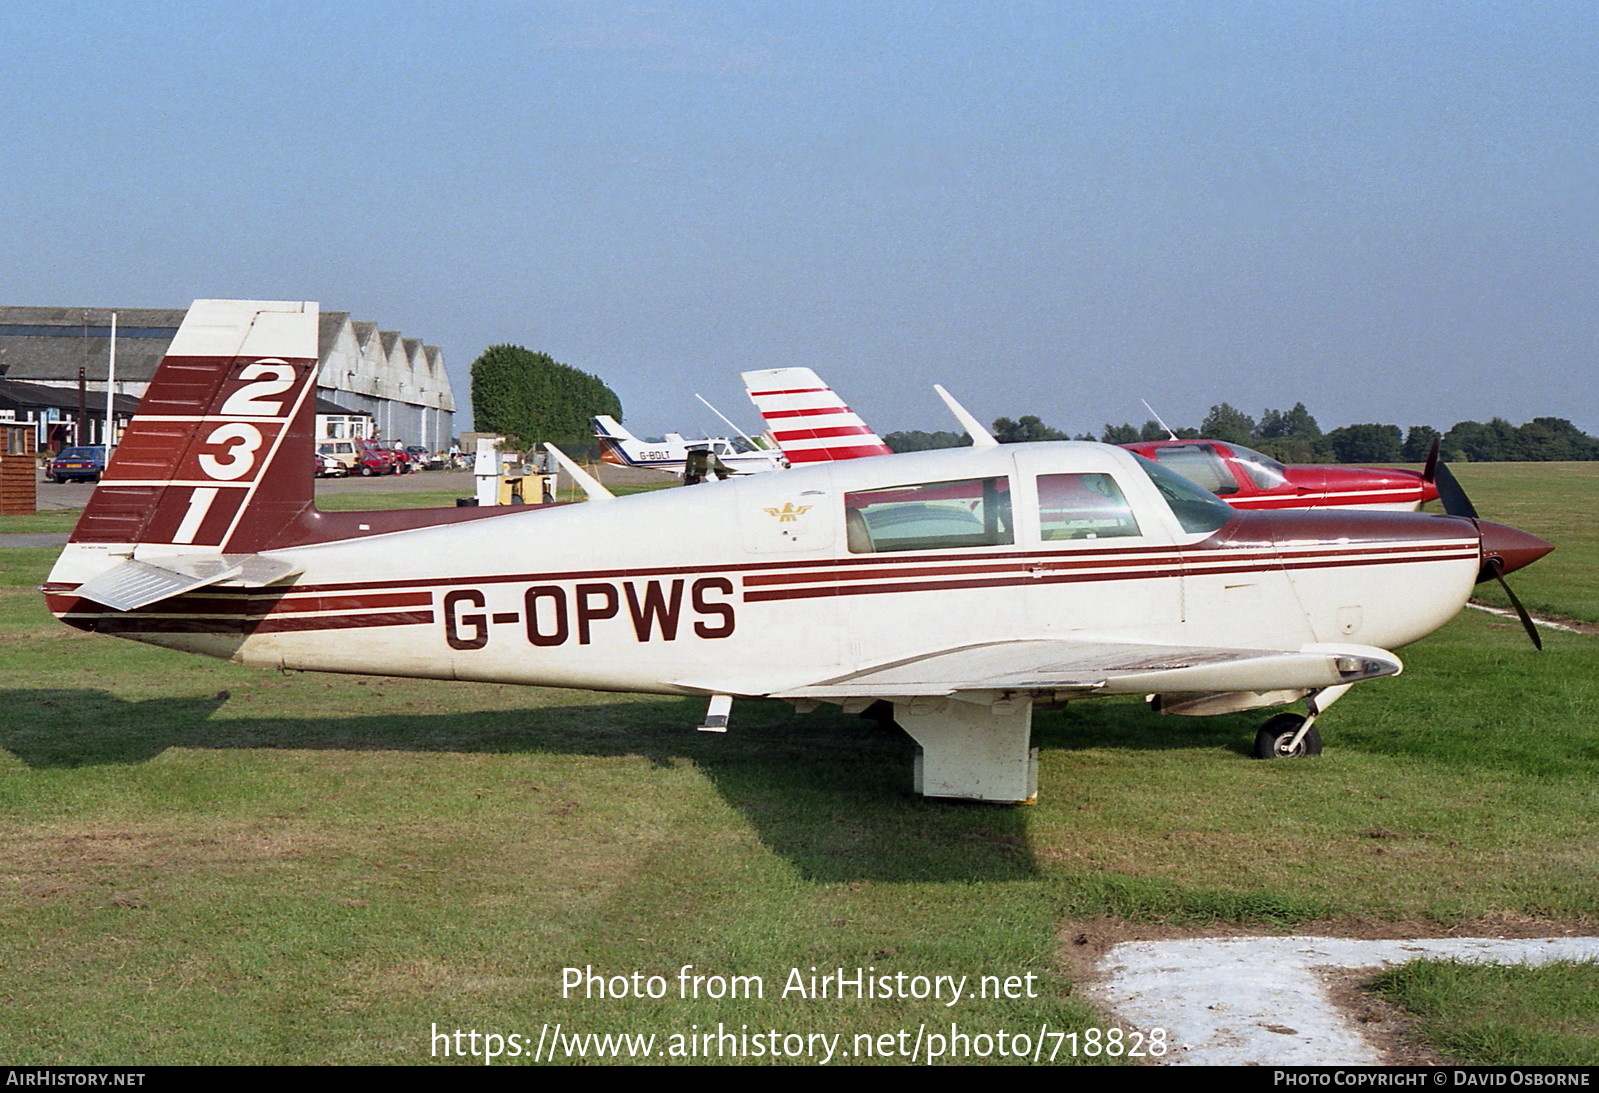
[742,367,893,464]
[752,639,1400,700]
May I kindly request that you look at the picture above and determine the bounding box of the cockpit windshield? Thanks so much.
[1132,455,1234,534]
[1227,444,1289,489]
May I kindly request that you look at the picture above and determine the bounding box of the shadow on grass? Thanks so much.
[1,687,1072,882]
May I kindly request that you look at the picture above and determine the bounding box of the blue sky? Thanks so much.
[3,1,1594,439]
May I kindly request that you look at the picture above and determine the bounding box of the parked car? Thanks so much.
[317,439,361,474]
[315,452,348,478]
[354,442,399,476]
[49,446,106,483]
[405,445,438,469]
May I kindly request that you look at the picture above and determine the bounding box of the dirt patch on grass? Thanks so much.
[2,822,333,902]
[1320,965,1447,1066]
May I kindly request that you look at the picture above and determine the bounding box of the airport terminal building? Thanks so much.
[0,305,457,452]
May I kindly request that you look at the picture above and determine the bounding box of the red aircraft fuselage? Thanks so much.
[1120,440,1439,512]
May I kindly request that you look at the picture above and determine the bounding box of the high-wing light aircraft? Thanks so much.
[743,369,1440,512]
[593,415,782,476]
[44,302,1551,803]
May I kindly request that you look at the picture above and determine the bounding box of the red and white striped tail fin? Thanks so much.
[69,300,321,554]
[741,367,893,465]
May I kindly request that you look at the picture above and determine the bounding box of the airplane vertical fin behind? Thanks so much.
[70,300,322,554]
[591,415,638,467]
[741,367,893,464]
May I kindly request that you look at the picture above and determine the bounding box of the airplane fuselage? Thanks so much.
[1120,440,1437,512]
[48,443,1481,698]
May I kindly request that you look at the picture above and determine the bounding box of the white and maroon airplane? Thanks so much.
[44,302,1550,803]
[592,415,782,477]
[744,368,1440,512]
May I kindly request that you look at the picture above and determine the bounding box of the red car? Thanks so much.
[1119,440,1439,512]
[354,443,399,476]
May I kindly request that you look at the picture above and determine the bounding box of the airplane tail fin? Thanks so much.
[741,367,892,464]
[69,299,321,554]
[592,414,641,466]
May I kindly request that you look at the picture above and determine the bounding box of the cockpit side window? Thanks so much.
[1132,455,1234,534]
[844,477,1012,553]
[1151,444,1238,494]
[1227,444,1289,489]
[1036,473,1141,540]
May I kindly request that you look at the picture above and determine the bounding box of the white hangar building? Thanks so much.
[0,304,456,452]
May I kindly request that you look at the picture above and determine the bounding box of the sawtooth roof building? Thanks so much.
[0,304,456,452]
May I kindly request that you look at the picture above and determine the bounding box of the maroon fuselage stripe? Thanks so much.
[48,540,1475,633]
[42,537,1477,602]
[57,611,434,635]
[44,590,432,616]
[741,542,1470,589]
[742,549,1476,602]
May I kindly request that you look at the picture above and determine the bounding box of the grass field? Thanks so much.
[0,466,1595,1064]
[1427,461,1599,624]
[1368,959,1599,1066]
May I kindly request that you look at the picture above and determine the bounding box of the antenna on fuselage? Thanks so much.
[695,393,763,452]
[933,385,998,448]
[544,443,615,502]
[1141,399,1178,441]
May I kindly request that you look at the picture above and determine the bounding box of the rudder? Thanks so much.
[742,367,892,464]
[70,300,321,553]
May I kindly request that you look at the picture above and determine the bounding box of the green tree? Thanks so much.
[1517,417,1599,461]
[992,415,1067,443]
[1254,436,1320,463]
[1445,418,1523,462]
[1256,402,1318,441]
[1100,422,1140,444]
[1254,402,1327,461]
[470,344,623,454]
[1326,423,1402,464]
[884,429,971,453]
[1400,425,1439,462]
[1200,403,1256,446]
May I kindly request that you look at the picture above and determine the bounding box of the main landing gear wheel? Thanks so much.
[1253,713,1322,759]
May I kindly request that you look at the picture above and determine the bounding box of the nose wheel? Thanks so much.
[1253,713,1323,759]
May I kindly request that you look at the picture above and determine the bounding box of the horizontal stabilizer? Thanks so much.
[72,554,302,612]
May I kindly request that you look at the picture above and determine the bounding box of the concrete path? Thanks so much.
[1091,935,1599,1065]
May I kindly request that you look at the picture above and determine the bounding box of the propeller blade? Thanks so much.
[1433,459,1478,519]
[1489,558,1543,651]
[1422,435,1440,484]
